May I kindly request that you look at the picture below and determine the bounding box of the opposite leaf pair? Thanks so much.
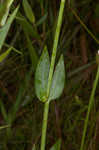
[35,46,65,102]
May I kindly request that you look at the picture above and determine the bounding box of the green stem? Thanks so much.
[80,65,99,150]
[41,101,50,150]
[40,0,66,150]
[47,0,66,98]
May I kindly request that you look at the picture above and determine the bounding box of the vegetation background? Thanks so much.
[0,0,99,149]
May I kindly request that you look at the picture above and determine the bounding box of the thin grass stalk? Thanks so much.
[80,65,99,150]
[40,0,66,150]
[71,8,99,44]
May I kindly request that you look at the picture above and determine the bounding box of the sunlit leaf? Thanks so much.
[48,55,65,101]
[0,6,19,51]
[35,46,50,102]
[23,0,35,24]
[0,125,10,130]
[50,139,61,150]
[0,0,14,26]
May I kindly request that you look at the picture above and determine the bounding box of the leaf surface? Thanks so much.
[48,55,65,101]
[35,46,50,102]
[0,6,19,50]
[23,0,35,24]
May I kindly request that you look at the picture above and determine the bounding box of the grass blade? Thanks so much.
[0,5,19,50]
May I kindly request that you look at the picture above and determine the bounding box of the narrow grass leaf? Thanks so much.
[35,46,50,102]
[25,32,38,70]
[8,66,33,124]
[0,100,8,122]
[17,12,40,39]
[0,0,14,26]
[0,3,9,26]
[4,43,22,55]
[0,47,12,63]
[0,6,19,50]
[36,13,47,27]
[50,139,61,150]
[0,125,10,130]
[23,0,35,24]
[48,55,65,101]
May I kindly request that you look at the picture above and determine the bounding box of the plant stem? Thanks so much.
[67,61,95,78]
[47,0,66,98]
[40,0,66,150]
[71,8,99,44]
[80,65,99,150]
[41,101,50,150]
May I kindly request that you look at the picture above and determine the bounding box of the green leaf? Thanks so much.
[0,125,10,130]
[22,0,35,24]
[0,6,19,51]
[0,100,8,122]
[0,47,12,63]
[0,0,14,26]
[8,66,33,124]
[50,139,61,150]
[35,46,50,102]
[25,32,38,70]
[36,13,47,27]
[17,12,40,39]
[48,55,65,101]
